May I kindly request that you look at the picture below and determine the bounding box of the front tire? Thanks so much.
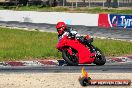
[62,48,79,66]
[93,48,106,66]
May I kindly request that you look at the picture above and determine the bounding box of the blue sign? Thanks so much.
[109,14,132,28]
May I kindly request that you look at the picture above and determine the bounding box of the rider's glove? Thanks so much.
[69,31,77,38]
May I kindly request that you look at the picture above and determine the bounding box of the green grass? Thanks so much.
[0,6,132,14]
[0,27,132,61]
[93,39,132,57]
[0,28,61,61]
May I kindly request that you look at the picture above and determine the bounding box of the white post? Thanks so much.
[118,0,120,7]
[76,0,78,8]
[63,0,65,6]
[89,0,91,8]
[103,0,105,8]
[72,2,74,8]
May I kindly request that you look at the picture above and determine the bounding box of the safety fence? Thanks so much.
[0,0,132,8]
[59,0,132,8]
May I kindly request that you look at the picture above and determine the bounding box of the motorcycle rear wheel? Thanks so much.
[62,48,79,66]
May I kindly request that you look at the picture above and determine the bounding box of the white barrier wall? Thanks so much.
[0,10,98,26]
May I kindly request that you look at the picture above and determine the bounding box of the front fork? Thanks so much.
[87,44,96,58]
[87,44,95,53]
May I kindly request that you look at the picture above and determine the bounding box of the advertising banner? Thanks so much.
[98,14,132,29]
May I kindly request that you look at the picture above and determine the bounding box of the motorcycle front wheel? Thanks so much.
[93,47,106,66]
[62,47,79,66]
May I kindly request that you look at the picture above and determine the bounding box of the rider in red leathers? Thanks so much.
[56,22,106,65]
[56,22,93,47]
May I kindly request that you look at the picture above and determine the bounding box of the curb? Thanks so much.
[0,60,65,67]
[0,56,131,67]
[107,56,132,63]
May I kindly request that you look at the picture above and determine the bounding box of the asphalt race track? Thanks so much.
[0,62,132,73]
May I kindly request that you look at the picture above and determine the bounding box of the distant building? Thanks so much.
[0,0,15,3]
[0,0,58,6]
[0,0,18,5]
[0,0,18,3]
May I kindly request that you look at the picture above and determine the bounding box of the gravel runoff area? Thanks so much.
[0,73,131,88]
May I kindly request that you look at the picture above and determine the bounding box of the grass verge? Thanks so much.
[0,27,132,61]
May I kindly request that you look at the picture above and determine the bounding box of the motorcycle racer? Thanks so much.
[56,22,106,65]
[56,22,93,45]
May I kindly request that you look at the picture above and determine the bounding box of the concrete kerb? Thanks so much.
[0,60,62,67]
[107,56,132,63]
[0,56,132,67]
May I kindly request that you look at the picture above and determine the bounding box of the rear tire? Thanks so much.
[62,48,78,66]
[93,48,106,66]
